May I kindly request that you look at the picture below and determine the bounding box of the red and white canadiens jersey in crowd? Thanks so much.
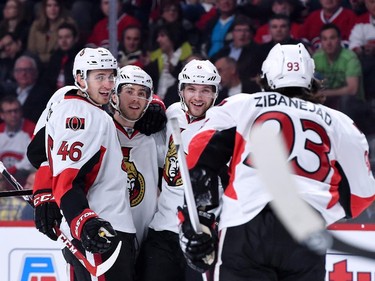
[187,93,375,230]
[115,121,165,244]
[298,7,357,50]
[349,13,375,50]
[149,102,207,234]
[45,92,135,234]
[0,118,35,171]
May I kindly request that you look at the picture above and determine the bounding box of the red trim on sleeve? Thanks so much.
[33,165,53,193]
[186,130,216,169]
[351,194,375,218]
[224,132,246,200]
[327,160,341,209]
[83,146,106,194]
[52,168,80,206]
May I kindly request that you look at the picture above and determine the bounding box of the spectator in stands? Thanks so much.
[259,14,304,60]
[349,0,368,15]
[349,0,375,102]
[86,0,141,48]
[194,0,217,33]
[313,24,366,128]
[148,1,195,50]
[27,0,76,68]
[297,0,357,51]
[44,22,80,92]
[0,32,23,93]
[8,55,51,123]
[254,0,303,44]
[0,173,28,220]
[118,25,145,68]
[0,95,35,185]
[204,0,238,58]
[215,56,258,103]
[211,15,263,91]
[0,0,29,46]
[145,23,192,100]
[181,0,216,25]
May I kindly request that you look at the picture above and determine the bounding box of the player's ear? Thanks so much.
[76,73,85,88]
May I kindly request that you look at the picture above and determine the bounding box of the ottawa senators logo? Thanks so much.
[163,134,182,186]
[66,116,85,131]
[121,147,145,207]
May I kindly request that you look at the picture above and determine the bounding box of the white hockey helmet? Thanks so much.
[178,59,221,110]
[111,65,153,122]
[178,59,221,94]
[115,65,153,100]
[72,47,118,81]
[261,43,315,90]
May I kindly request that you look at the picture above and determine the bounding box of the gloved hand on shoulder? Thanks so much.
[134,95,166,136]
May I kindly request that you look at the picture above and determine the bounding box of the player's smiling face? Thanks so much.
[85,69,116,105]
[117,84,150,121]
[182,84,216,117]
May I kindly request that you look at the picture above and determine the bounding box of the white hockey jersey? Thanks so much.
[45,93,135,233]
[149,102,207,233]
[187,92,375,230]
[115,121,165,244]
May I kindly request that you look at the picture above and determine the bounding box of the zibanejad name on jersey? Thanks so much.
[255,93,332,126]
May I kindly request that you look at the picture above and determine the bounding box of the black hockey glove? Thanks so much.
[33,190,63,241]
[178,206,217,273]
[190,166,219,208]
[134,96,167,136]
[71,209,117,254]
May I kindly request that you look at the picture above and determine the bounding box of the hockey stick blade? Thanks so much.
[170,117,202,234]
[0,189,33,197]
[0,161,119,276]
[250,125,332,254]
[55,227,122,277]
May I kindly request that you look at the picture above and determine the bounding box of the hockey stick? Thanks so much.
[170,117,202,234]
[0,161,122,277]
[0,189,32,197]
[170,117,211,281]
[250,125,375,259]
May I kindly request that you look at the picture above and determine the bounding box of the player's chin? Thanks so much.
[99,94,110,102]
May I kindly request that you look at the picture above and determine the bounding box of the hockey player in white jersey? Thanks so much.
[110,65,166,256]
[39,47,137,281]
[180,43,375,281]
[138,59,223,281]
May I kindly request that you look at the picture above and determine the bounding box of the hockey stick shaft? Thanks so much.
[170,118,208,281]
[170,117,202,234]
[0,189,33,197]
[0,161,121,277]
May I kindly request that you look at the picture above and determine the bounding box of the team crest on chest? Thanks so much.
[163,134,182,186]
[121,147,145,207]
[66,116,85,131]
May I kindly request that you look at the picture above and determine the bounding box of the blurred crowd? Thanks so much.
[0,0,375,221]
